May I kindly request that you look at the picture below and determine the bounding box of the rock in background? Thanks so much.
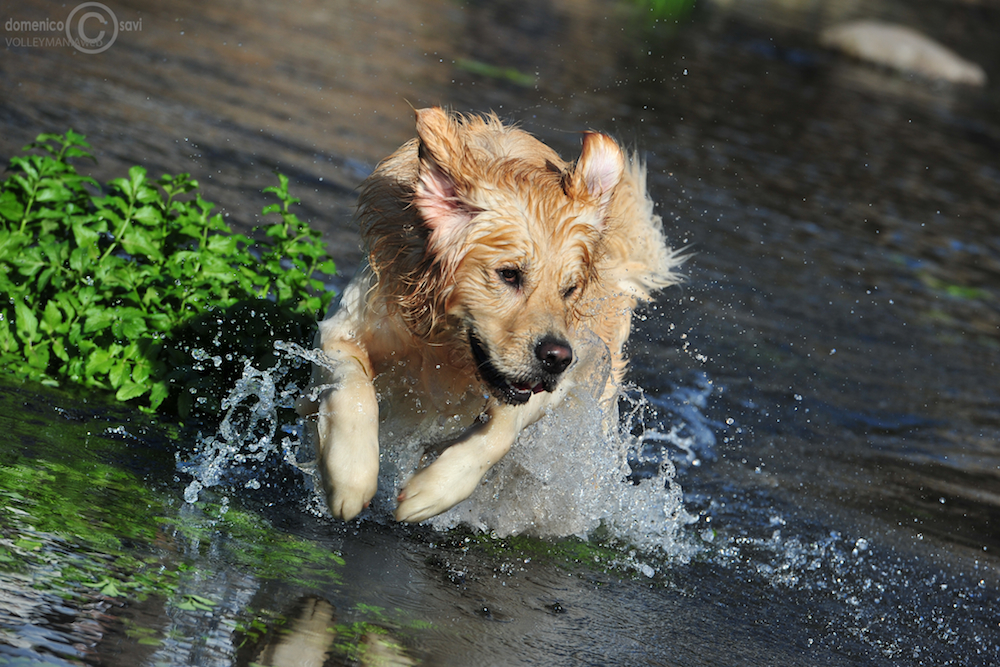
[820,19,987,85]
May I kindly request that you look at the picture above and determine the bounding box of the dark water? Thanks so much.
[3,0,1000,665]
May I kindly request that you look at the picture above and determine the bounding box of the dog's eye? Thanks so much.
[563,284,579,299]
[497,268,523,288]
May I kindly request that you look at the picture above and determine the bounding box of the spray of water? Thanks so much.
[179,350,304,504]
[178,338,712,556]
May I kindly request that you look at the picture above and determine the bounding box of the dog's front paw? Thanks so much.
[395,478,465,523]
[325,477,378,521]
[316,421,379,521]
[395,458,482,523]
[314,379,380,521]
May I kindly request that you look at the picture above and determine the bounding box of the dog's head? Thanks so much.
[385,107,623,405]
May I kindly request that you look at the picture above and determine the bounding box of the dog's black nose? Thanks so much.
[535,337,573,374]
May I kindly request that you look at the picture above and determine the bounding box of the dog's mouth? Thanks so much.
[469,331,549,405]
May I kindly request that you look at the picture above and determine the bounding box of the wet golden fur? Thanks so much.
[297,108,681,523]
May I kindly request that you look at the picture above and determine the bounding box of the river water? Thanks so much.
[2,0,999,665]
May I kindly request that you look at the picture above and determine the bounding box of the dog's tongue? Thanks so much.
[513,381,545,395]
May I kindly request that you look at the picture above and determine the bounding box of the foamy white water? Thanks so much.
[179,338,709,557]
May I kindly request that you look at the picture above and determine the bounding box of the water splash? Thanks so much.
[626,372,722,477]
[179,342,312,505]
[178,337,715,556]
[427,378,699,552]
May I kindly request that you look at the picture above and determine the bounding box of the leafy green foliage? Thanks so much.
[0,131,335,411]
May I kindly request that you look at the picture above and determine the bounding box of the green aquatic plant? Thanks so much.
[631,0,695,20]
[209,505,347,585]
[0,457,181,602]
[0,375,348,615]
[177,593,218,611]
[0,131,335,411]
[918,272,992,301]
[460,528,667,579]
[455,58,536,86]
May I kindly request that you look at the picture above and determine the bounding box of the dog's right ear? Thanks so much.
[413,108,479,261]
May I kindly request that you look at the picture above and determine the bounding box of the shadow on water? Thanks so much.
[2,0,1000,664]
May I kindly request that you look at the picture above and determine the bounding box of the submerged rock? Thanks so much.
[819,20,986,86]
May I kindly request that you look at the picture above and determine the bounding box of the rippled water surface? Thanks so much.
[2,0,1000,665]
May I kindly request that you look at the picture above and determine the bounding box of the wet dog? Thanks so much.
[297,108,681,522]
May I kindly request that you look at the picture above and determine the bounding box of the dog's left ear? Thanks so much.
[571,132,625,227]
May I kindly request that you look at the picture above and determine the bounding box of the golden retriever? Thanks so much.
[297,107,681,523]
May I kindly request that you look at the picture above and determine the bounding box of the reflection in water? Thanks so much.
[2,0,1000,664]
[251,597,338,667]
[236,596,417,667]
[238,596,416,667]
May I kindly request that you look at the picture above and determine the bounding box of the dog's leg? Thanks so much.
[313,339,380,520]
[395,388,562,523]
[394,404,521,522]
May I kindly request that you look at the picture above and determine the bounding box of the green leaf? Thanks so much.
[131,357,151,384]
[0,227,28,262]
[121,227,164,261]
[108,165,149,202]
[206,234,237,254]
[94,195,128,218]
[25,340,50,371]
[0,316,19,355]
[52,336,68,362]
[39,238,69,265]
[84,309,117,334]
[41,300,62,333]
[148,381,169,409]
[111,359,131,388]
[265,224,288,240]
[114,313,149,340]
[89,577,124,597]
[132,204,161,226]
[69,245,93,273]
[206,212,230,232]
[10,156,39,179]
[10,173,34,196]
[0,189,25,222]
[64,146,95,161]
[14,300,39,343]
[84,348,114,379]
[12,246,47,278]
[35,184,73,203]
[36,266,56,293]
[115,381,148,402]
[77,286,97,308]
[71,216,102,249]
[157,172,198,197]
[177,594,217,611]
